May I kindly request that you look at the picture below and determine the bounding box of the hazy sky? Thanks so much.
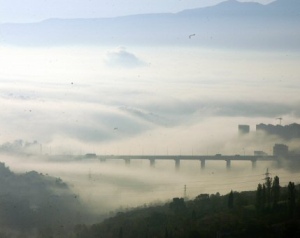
[0,0,275,23]
[0,0,299,213]
[0,0,298,156]
[0,45,299,155]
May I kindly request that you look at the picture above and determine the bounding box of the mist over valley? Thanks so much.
[0,0,300,236]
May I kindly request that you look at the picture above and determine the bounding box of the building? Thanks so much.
[238,125,250,135]
[256,123,300,140]
[273,144,288,157]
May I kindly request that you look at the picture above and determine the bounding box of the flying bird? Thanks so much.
[189,34,196,39]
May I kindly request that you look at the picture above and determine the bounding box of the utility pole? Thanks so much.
[264,168,271,183]
[276,117,282,125]
[264,168,272,208]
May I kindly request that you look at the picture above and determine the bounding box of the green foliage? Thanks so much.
[272,176,280,208]
[169,198,186,214]
[3,165,298,238]
[288,181,296,218]
[228,191,234,209]
[262,184,266,210]
[256,183,263,212]
[0,162,89,237]
[265,175,272,208]
[74,176,300,238]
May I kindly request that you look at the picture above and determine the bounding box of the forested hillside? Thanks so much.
[0,161,299,238]
[0,162,89,237]
[74,176,300,238]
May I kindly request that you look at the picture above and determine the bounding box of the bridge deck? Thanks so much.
[96,155,277,161]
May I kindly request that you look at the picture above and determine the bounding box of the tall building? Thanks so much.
[238,125,250,135]
[256,123,300,140]
[273,144,288,157]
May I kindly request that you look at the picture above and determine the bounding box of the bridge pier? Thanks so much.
[251,159,257,169]
[99,158,106,163]
[149,158,155,167]
[226,160,231,170]
[175,159,180,170]
[124,158,130,165]
[200,159,205,169]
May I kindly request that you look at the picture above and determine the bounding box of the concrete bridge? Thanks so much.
[95,154,278,169]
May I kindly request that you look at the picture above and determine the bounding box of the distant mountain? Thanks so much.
[178,0,266,17]
[268,0,300,15]
[0,0,299,49]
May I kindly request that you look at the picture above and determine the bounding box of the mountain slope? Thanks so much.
[268,0,300,15]
[0,0,299,49]
[0,162,87,236]
[178,0,266,17]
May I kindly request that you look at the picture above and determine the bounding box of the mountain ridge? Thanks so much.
[0,0,299,49]
[1,0,299,25]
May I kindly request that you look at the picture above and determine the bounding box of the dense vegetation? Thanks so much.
[0,162,90,238]
[0,161,299,237]
[73,175,300,238]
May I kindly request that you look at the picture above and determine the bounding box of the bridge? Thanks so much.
[93,154,279,170]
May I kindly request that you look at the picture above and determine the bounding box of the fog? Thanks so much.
[1,46,299,154]
[0,44,299,215]
[1,153,299,216]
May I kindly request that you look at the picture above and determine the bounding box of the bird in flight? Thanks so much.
[189,34,196,39]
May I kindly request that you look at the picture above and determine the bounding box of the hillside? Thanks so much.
[0,162,89,237]
[0,0,299,49]
[73,181,300,238]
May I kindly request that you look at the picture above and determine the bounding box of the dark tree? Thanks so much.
[228,190,234,209]
[165,228,169,238]
[265,175,272,208]
[256,183,263,211]
[189,230,201,238]
[192,209,196,220]
[288,182,296,218]
[119,227,123,238]
[169,197,186,213]
[272,176,280,208]
[262,184,266,210]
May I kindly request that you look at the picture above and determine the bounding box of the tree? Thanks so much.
[262,184,266,210]
[288,182,296,218]
[256,184,263,211]
[169,197,186,213]
[119,227,123,238]
[228,190,234,209]
[272,176,280,208]
[265,174,272,208]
